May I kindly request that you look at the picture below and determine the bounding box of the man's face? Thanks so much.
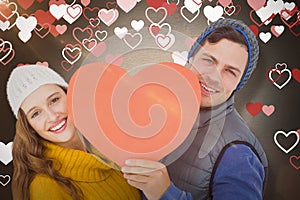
[190,38,248,108]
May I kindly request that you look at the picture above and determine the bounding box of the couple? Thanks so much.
[6,18,267,200]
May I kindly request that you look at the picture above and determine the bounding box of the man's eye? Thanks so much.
[203,58,213,64]
[226,69,236,77]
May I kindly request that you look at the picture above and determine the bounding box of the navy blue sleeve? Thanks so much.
[212,144,265,200]
[158,182,193,200]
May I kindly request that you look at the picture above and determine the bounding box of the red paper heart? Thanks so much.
[246,102,262,116]
[67,62,201,166]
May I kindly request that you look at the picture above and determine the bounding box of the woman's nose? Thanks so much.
[46,108,59,122]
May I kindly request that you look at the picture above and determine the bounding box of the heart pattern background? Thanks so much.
[0,0,299,199]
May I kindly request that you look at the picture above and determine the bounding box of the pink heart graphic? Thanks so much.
[247,0,266,11]
[218,0,232,8]
[91,42,106,57]
[36,61,48,66]
[289,155,300,170]
[81,0,90,7]
[56,24,67,34]
[262,105,275,116]
[98,8,119,26]
[117,0,137,13]
[105,54,124,66]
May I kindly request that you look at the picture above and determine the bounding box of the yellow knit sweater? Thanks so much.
[29,142,141,200]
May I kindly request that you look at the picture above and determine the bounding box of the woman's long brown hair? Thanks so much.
[12,109,82,200]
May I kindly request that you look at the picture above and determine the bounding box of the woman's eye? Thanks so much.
[51,97,59,104]
[31,111,40,119]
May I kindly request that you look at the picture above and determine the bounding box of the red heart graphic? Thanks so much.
[292,68,300,83]
[17,0,34,10]
[146,0,165,9]
[67,62,201,166]
[0,48,15,66]
[0,3,13,22]
[249,10,275,27]
[34,9,56,25]
[246,102,263,116]
[106,1,118,10]
[162,2,177,16]
[280,9,299,29]
[34,23,51,39]
[289,155,300,170]
[267,68,282,83]
[61,60,74,72]
[148,24,160,36]
[83,7,100,21]
[248,24,259,36]
[72,26,93,44]
[49,24,59,37]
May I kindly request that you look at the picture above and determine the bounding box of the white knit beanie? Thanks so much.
[6,65,68,118]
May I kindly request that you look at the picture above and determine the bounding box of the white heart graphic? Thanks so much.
[180,6,200,23]
[0,142,13,165]
[123,32,143,49]
[172,51,188,66]
[131,19,144,32]
[259,32,271,43]
[268,68,291,89]
[0,175,11,186]
[114,26,128,39]
[274,130,299,154]
[203,5,224,23]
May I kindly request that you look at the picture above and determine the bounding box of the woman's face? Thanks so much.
[21,84,76,144]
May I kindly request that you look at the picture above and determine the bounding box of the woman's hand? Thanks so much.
[121,159,171,200]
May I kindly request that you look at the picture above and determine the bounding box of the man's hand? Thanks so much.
[121,159,171,200]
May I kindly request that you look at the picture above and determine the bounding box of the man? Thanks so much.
[122,18,268,200]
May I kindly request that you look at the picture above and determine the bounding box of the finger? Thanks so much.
[125,159,165,169]
[123,173,150,183]
[126,179,147,191]
[121,166,158,174]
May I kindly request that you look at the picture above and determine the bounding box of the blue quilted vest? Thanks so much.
[161,96,268,200]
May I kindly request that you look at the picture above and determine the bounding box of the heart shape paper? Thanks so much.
[67,62,201,166]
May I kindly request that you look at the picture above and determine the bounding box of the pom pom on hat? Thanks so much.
[6,65,68,118]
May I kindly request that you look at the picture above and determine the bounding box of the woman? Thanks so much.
[6,65,141,200]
